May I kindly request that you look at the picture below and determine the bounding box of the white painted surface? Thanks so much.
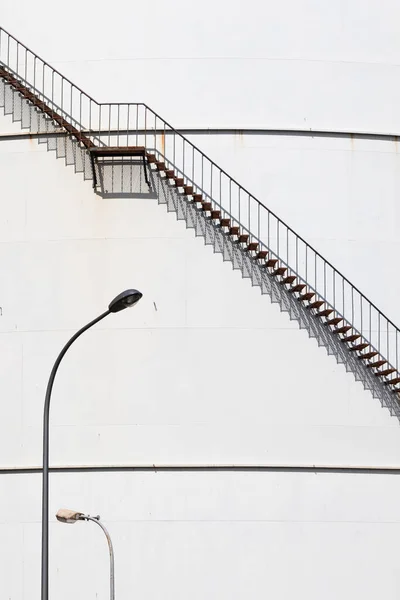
[1,1,400,598]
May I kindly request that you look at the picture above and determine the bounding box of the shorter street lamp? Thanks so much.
[56,509,116,600]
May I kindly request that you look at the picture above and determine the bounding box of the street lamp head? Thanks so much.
[56,508,84,524]
[108,289,143,313]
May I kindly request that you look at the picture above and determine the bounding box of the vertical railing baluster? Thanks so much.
[314,253,317,291]
[277,219,280,256]
[369,303,372,347]
[342,278,345,317]
[351,287,354,327]
[378,313,381,352]
[387,320,389,364]
[136,105,139,146]
[144,107,147,149]
[220,171,222,210]
[154,112,157,153]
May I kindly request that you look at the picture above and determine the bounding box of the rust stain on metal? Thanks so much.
[234,129,244,147]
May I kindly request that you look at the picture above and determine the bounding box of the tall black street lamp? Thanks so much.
[41,289,143,600]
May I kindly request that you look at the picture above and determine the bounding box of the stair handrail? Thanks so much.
[1,24,399,378]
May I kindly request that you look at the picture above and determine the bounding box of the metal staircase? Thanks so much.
[1,25,400,419]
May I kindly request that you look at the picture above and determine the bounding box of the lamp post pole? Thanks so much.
[41,290,142,600]
[56,509,115,600]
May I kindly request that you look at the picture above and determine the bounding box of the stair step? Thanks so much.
[166,170,175,178]
[272,267,287,277]
[358,351,379,360]
[384,377,400,386]
[289,284,306,293]
[184,186,194,195]
[349,343,369,352]
[146,153,157,163]
[193,194,203,203]
[333,326,352,335]
[316,309,334,318]
[229,227,240,235]
[367,360,386,369]
[281,275,296,285]
[308,300,325,310]
[238,234,249,243]
[156,161,166,171]
[246,242,259,252]
[342,334,361,343]
[211,210,221,219]
[174,178,184,187]
[326,317,343,326]
[299,292,315,302]
[265,258,278,268]
[220,218,231,227]
[256,250,268,260]
[375,368,396,377]
[202,202,212,211]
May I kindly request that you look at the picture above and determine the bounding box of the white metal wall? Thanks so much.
[1,1,400,598]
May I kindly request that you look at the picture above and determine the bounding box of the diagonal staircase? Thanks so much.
[1,25,400,419]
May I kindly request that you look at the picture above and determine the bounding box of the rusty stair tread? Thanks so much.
[375,368,396,377]
[384,377,400,386]
[342,334,361,343]
[256,251,268,260]
[367,359,386,369]
[289,284,306,293]
[174,178,184,187]
[316,309,334,317]
[238,234,249,242]
[333,326,352,334]
[229,227,240,235]
[326,317,343,326]
[358,351,379,360]
[272,267,287,276]
[202,202,212,211]
[308,300,325,310]
[165,169,174,177]
[220,219,231,227]
[349,343,369,352]
[184,186,194,195]
[246,242,259,251]
[299,292,315,301]
[211,211,221,219]
[265,258,278,268]
[281,275,296,285]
